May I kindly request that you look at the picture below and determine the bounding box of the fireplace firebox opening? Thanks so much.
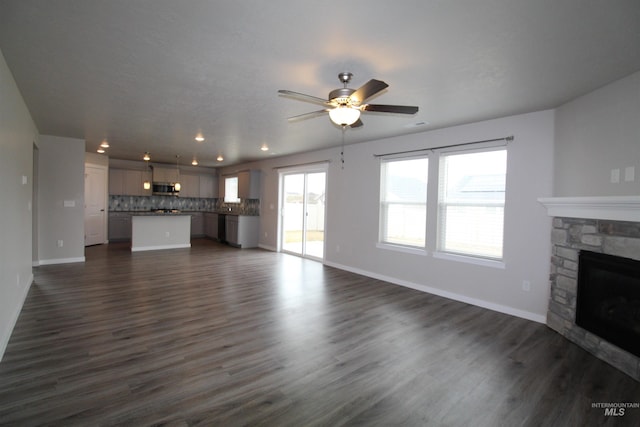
[576,250,640,358]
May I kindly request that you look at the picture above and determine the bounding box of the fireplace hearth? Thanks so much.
[576,250,640,358]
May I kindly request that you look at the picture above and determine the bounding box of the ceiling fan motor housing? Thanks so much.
[329,87,356,105]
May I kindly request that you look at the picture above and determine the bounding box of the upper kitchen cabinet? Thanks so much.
[177,173,217,198]
[199,174,217,198]
[152,167,179,184]
[238,170,260,199]
[178,174,200,198]
[109,169,149,196]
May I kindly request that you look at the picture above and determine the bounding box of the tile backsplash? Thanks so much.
[109,195,260,215]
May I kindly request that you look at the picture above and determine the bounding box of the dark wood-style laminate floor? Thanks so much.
[0,239,638,426]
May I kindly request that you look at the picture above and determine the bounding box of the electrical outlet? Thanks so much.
[57,240,63,247]
[611,169,620,183]
[522,280,531,292]
[165,231,170,237]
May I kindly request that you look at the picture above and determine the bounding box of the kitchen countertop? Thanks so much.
[111,210,259,216]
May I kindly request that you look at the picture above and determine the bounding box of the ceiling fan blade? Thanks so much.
[362,104,419,114]
[350,79,389,104]
[278,90,329,106]
[350,118,363,128]
[287,109,329,121]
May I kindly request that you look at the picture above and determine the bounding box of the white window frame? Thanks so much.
[378,154,429,254]
[435,146,507,263]
[224,176,240,203]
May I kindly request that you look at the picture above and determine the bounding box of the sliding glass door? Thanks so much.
[280,166,327,260]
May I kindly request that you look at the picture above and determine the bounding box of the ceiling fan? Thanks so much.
[278,72,419,128]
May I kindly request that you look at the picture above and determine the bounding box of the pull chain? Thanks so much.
[341,125,346,170]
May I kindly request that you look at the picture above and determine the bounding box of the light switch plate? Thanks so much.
[624,166,635,182]
[610,168,620,183]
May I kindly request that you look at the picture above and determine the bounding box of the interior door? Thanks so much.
[280,168,326,260]
[85,164,107,246]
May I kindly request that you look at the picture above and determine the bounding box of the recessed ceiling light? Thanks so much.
[195,134,205,142]
[100,140,110,148]
[97,148,105,154]
[216,155,224,162]
[260,143,269,151]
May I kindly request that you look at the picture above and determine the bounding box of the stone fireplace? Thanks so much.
[539,196,640,381]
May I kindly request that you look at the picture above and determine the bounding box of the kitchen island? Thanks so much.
[131,212,191,252]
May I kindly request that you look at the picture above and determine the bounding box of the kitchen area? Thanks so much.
[107,158,260,251]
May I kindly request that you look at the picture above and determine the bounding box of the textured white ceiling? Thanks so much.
[1,0,639,167]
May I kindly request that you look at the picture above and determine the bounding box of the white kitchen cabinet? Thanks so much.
[190,212,204,237]
[179,174,200,198]
[199,174,217,198]
[238,170,260,199]
[204,213,218,239]
[123,170,146,196]
[225,215,258,248]
[109,169,125,195]
[153,167,179,183]
[109,169,148,196]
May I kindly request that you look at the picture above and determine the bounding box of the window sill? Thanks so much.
[433,251,505,269]
[376,242,428,256]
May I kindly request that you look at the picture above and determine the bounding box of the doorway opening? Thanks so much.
[279,164,327,261]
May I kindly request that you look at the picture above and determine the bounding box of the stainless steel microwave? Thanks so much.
[152,183,179,195]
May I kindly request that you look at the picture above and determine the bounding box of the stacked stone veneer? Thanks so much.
[547,217,640,380]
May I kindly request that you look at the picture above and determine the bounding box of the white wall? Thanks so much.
[554,71,640,196]
[224,110,555,322]
[37,135,86,264]
[0,49,38,359]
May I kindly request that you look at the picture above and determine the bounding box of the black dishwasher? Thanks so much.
[218,214,226,243]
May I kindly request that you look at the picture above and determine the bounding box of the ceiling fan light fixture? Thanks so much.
[329,105,360,126]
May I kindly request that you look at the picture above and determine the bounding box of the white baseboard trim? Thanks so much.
[0,273,33,362]
[258,243,277,252]
[131,243,191,252]
[38,257,85,266]
[323,260,547,324]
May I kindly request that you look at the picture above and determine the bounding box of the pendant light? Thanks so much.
[174,155,181,192]
[143,152,151,190]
